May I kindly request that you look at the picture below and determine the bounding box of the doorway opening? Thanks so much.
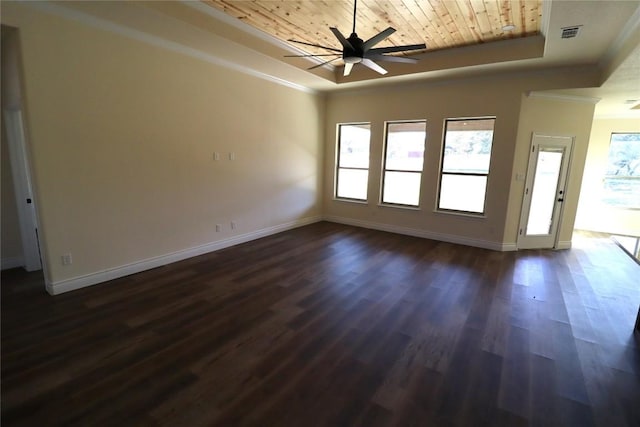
[1,25,44,273]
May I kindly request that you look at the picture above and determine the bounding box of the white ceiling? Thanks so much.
[536,0,640,118]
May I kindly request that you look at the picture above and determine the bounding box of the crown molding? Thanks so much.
[21,1,315,94]
[182,0,336,72]
[527,91,601,104]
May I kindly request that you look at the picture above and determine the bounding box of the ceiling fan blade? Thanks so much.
[307,56,341,71]
[330,27,354,50]
[361,58,388,75]
[344,62,354,76]
[284,54,342,57]
[363,27,396,51]
[287,39,342,53]
[369,43,427,54]
[365,53,418,64]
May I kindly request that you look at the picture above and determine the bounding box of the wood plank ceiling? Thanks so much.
[204,0,543,63]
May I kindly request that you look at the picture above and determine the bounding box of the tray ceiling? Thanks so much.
[18,0,636,117]
[204,0,543,62]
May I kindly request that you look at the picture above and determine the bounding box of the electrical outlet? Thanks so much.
[216,224,222,232]
[231,221,237,230]
[61,253,73,265]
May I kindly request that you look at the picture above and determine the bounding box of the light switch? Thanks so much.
[214,152,220,161]
[229,152,235,161]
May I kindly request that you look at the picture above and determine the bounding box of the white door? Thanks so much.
[518,134,573,249]
[4,109,43,271]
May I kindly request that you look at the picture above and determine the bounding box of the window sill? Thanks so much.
[433,209,487,219]
[378,203,421,211]
[333,197,368,205]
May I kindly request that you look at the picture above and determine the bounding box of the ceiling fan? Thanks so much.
[285,0,427,76]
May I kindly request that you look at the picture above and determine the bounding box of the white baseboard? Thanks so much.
[323,215,517,252]
[500,242,518,251]
[47,216,322,295]
[1,256,24,270]
[556,240,572,250]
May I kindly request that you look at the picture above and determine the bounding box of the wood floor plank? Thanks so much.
[1,223,639,426]
[497,325,531,418]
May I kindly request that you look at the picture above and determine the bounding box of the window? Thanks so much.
[603,133,640,209]
[381,120,426,206]
[437,118,495,214]
[335,123,371,201]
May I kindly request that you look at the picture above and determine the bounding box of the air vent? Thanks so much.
[561,26,582,39]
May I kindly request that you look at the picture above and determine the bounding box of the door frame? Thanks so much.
[4,108,44,271]
[517,133,574,250]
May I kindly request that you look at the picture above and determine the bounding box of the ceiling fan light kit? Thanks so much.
[287,0,426,77]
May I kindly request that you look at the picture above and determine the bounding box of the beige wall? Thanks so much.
[1,3,323,287]
[324,70,599,249]
[575,118,640,236]
[508,95,596,247]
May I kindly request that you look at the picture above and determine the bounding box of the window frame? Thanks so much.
[436,117,496,216]
[602,132,640,210]
[334,122,371,202]
[380,120,427,208]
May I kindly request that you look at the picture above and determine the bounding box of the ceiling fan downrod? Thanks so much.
[352,0,358,34]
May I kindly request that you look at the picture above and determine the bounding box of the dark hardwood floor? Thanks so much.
[2,222,639,426]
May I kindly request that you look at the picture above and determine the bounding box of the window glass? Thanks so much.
[338,125,370,169]
[337,169,369,200]
[603,133,640,209]
[442,119,494,173]
[383,172,422,206]
[439,175,488,213]
[438,118,495,214]
[336,124,371,200]
[381,121,426,206]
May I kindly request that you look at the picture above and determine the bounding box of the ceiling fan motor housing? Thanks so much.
[344,33,364,63]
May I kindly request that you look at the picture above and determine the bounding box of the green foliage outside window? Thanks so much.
[603,133,640,209]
